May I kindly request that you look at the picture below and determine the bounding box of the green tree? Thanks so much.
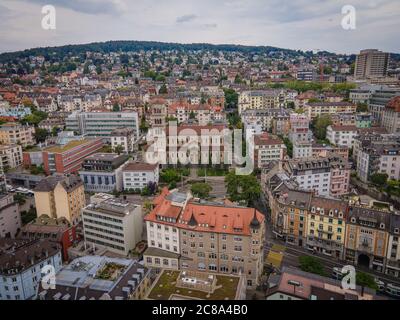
[223,88,239,109]
[191,183,212,199]
[370,173,388,187]
[34,128,49,143]
[113,103,120,112]
[159,84,168,94]
[298,256,327,276]
[113,144,124,155]
[312,115,332,140]
[225,171,261,205]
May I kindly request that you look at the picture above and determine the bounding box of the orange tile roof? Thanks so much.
[145,189,264,236]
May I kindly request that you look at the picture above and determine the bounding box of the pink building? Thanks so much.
[329,160,351,197]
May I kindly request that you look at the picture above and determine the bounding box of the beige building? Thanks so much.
[354,49,389,79]
[0,193,21,238]
[0,144,23,172]
[0,123,35,147]
[143,189,265,289]
[33,175,85,225]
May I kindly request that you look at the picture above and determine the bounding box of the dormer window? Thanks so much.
[395,228,399,234]
[329,210,334,217]
[311,207,316,213]
[338,212,343,219]
[320,209,324,215]
[380,223,385,229]
[351,217,356,223]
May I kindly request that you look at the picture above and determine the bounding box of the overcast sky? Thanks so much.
[0,0,399,54]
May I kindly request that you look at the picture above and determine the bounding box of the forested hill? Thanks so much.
[0,40,309,63]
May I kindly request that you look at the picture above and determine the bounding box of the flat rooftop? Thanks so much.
[45,139,94,153]
[147,270,241,300]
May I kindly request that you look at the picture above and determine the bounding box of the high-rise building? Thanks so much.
[354,49,389,79]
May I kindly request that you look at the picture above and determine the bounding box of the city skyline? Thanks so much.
[0,0,399,54]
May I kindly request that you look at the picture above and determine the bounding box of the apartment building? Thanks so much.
[122,162,159,191]
[304,102,356,119]
[111,127,137,153]
[386,214,400,277]
[326,125,358,148]
[354,49,389,79]
[356,139,400,182]
[293,142,313,159]
[42,137,103,175]
[66,111,140,141]
[296,69,317,82]
[266,267,378,300]
[0,123,35,147]
[349,89,372,104]
[143,189,265,289]
[0,193,21,238]
[33,175,85,225]
[241,108,290,135]
[307,197,347,259]
[82,197,143,256]
[19,215,77,261]
[238,90,284,114]
[0,144,23,171]
[381,96,400,133]
[40,256,151,300]
[249,133,286,168]
[0,239,62,300]
[288,113,312,144]
[79,153,129,193]
[312,144,349,160]
[282,156,350,197]
[368,89,400,123]
[344,206,390,273]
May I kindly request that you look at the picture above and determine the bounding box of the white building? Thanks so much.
[0,193,21,238]
[0,239,62,300]
[326,125,358,148]
[122,162,159,191]
[0,144,23,171]
[82,197,143,256]
[293,141,313,159]
[111,127,136,153]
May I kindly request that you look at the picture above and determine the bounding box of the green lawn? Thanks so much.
[147,270,240,300]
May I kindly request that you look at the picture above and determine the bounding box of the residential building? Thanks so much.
[288,113,312,144]
[282,156,350,197]
[266,267,378,300]
[241,108,290,135]
[0,123,35,147]
[0,239,62,300]
[312,144,349,160]
[368,89,400,123]
[304,102,356,119]
[66,111,139,141]
[238,90,285,114]
[354,49,389,79]
[296,68,317,82]
[381,96,400,133]
[79,153,129,193]
[386,214,400,277]
[40,256,151,300]
[293,142,313,159]
[0,144,23,171]
[307,197,347,259]
[33,175,85,225]
[326,125,358,148]
[0,193,21,238]
[19,215,77,261]
[356,139,400,182]
[82,197,143,256]
[143,189,265,289]
[111,127,136,153]
[42,137,103,175]
[122,162,159,191]
[249,133,286,168]
[344,206,390,273]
